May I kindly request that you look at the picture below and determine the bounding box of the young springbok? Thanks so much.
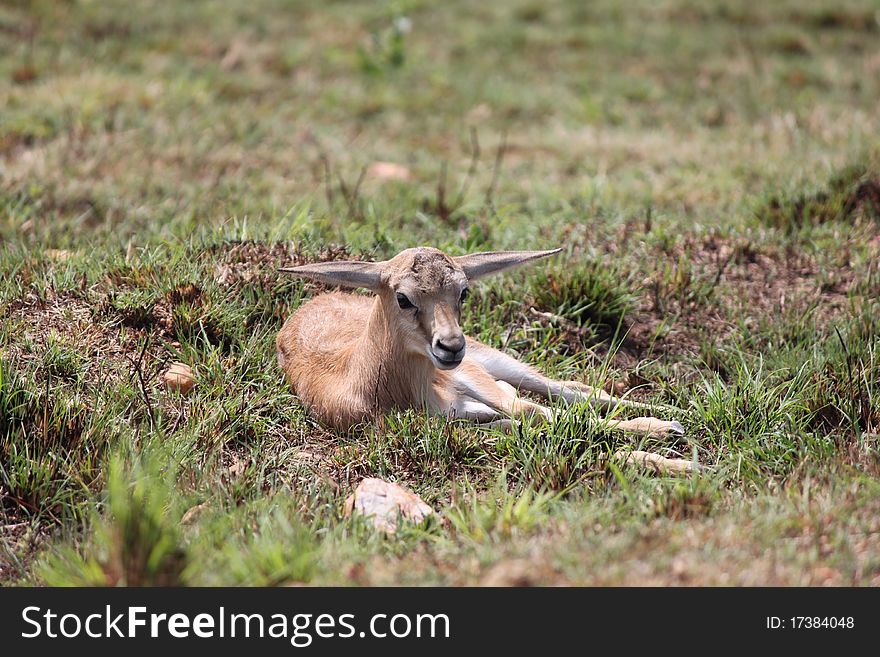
[276,247,684,439]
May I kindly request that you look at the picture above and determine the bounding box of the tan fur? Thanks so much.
[277,247,685,444]
[277,291,442,428]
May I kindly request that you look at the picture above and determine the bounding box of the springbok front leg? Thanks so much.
[451,396,518,432]
[464,338,683,436]
[465,338,636,408]
[442,379,547,433]
[446,360,553,422]
[441,359,680,437]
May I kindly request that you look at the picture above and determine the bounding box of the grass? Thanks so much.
[1,0,880,586]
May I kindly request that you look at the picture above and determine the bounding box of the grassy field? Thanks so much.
[2,0,879,586]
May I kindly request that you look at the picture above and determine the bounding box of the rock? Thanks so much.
[162,362,196,394]
[180,502,209,526]
[367,161,412,182]
[344,478,433,533]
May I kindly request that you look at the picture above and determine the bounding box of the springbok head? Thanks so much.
[280,247,561,369]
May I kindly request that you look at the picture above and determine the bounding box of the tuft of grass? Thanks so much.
[39,453,185,586]
[683,357,833,483]
[41,332,86,382]
[0,356,123,522]
[185,503,319,586]
[446,477,558,544]
[527,254,637,332]
[631,477,718,521]
[805,318,879,437]
[757,163,880,233]
[357,12,410,75]
[500,407,609,491]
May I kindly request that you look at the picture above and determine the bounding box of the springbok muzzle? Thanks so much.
[429,303,466,369]
[430,333,466,369]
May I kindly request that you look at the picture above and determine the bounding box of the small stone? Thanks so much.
[162,362,196,394]
[367,161,412,182]
[180,502,209,526]
[344,478,433,533]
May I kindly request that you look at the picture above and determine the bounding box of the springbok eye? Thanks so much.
[396,293,414,309]
[460,288,469,303]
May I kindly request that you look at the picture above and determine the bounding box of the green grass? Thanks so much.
[2,0,880,586]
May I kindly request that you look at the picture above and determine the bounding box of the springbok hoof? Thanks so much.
[669,420,685,435]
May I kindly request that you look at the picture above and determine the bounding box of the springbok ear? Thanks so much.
[454,248,562,280]
[278,260,384,291]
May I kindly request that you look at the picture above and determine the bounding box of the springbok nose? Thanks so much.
[435,336,465,355]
